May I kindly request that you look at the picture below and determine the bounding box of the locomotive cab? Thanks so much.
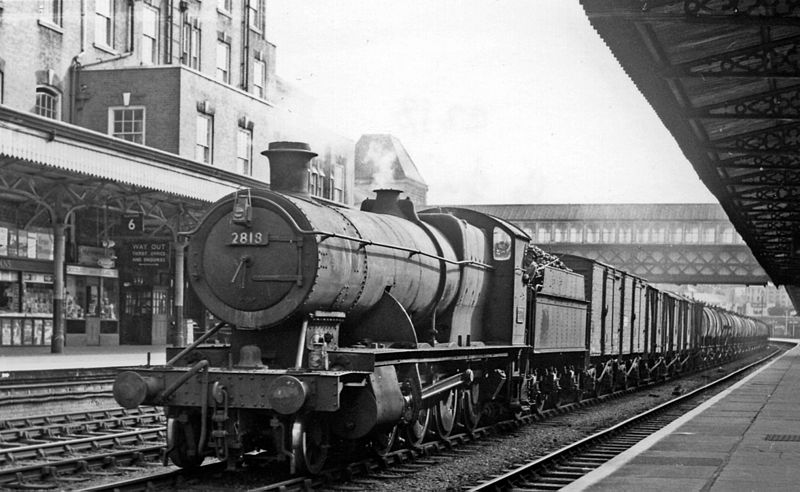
[421,207,530,347]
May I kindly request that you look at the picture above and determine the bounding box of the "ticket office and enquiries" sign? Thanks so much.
[129,241,170,267]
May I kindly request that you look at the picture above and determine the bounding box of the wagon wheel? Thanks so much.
[595,374,613,396]
[459,386,481,431]
[371,425,398,456]
[434,388,459,438]
[167,415,205,469]
[615,371,629,391]
[404,406,431,447]
[549,390,563,409]
[533,392,547,414]
[627,368,640,389]
[291,414,329,475]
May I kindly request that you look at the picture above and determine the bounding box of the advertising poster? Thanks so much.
[0,319,9,345]
[22,319,33,345]
[34,319,43,345]
[16,231,27,259]
[7,228,18,258]
[43,319,53,344]
[37,232,53,260]
[0,226,7,256]
[27,231,37,259]
[11,319,21,345]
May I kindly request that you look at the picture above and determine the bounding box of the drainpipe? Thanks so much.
[68,0,86,123]
[128,0,135,53]
[166,0,173,63]
[241,0,250,91]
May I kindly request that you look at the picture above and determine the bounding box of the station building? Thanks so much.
[0,0,354,350]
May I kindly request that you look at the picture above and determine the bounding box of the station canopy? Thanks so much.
[0,106,264,235]
[582,0,800,305]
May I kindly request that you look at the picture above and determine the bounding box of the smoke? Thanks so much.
[364,140,397,190]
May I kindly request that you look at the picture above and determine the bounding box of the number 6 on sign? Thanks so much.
[123,213,143,235]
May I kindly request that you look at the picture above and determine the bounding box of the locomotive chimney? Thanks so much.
[261,141,318,197]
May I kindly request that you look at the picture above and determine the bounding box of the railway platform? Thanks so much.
[0,344,168,371]
[567,341,800,492]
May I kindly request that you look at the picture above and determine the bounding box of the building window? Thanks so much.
[236,128,252,175]
[702,225,716,243]
[720,226,735,244]
[182,21,201,70]
[537,225,551,243]
[252,59,265,98]
[568,225,582,243]
[216,39,231,83]
[41,0,63,27]
[585,224,600,243]
[553,223,567,243]
[95,0,113,47]
[34,87,60,120]
[218,0,232,12]
[601,223,615,243]
[685,225,699,243]
[670,224,684,244]
[196,114,213,164]
[333,164,344,203]
[309,169,319,197]
[142,5,159,65]
[618,226,632,243]
[308,162,326,197]
[652,225,667,243]
[248,0,265,31]
[635,225,650,243]
[109,107,145,144]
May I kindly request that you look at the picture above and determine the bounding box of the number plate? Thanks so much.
[230,231,266,245]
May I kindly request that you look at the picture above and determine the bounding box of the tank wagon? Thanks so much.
[112,142,769,474]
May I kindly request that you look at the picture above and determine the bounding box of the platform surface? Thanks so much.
[0,344,168,371]
[567,341,800,492]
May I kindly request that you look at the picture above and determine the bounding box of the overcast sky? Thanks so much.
[267,1,717,205]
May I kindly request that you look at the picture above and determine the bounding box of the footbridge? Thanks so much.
[458,203,768,285]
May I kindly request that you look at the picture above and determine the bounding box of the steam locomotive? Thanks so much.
[112,142,769,474]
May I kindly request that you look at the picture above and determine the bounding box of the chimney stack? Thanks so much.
[261,141,318,197]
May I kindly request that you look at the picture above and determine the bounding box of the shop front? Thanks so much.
[65,265,119,346]
[0,270,54,346]
[0,222,56,347]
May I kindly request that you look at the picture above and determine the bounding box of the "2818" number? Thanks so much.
[231,232,264,244]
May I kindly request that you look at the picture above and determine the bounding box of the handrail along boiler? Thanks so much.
[112,141,769,473]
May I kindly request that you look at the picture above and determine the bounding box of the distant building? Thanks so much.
[355,134,428,208]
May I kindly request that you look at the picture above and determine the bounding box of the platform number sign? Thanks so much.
[123,213,143,235]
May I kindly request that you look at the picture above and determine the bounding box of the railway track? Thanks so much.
[0,406,166,490]
[76,348,781,492]
[0,367,124,416]
[467,349,779,491]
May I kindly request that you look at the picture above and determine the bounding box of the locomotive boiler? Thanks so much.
[113,142,531,473]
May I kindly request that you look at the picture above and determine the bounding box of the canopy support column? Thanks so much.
[174,237,187,346]
[51,222,67,353]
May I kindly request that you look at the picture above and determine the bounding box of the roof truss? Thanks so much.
[582,0,800,285]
